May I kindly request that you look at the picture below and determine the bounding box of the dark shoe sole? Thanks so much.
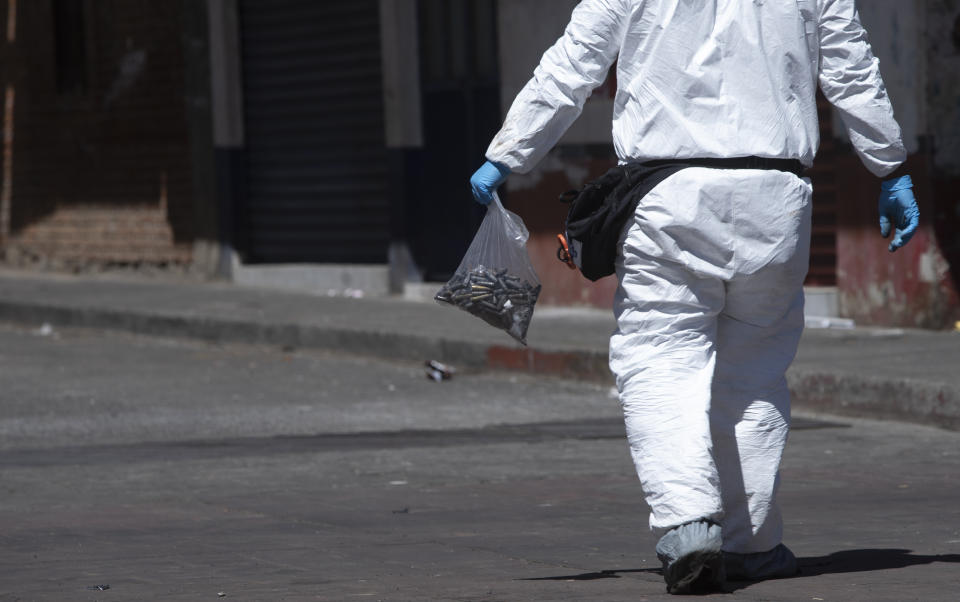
[665,549,725,595]
[723,544,799,582]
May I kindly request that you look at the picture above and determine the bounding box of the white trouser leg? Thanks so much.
[710,291,805,553]
[710,172,811,553]
[609,168,811,538]
[610,247,726,530]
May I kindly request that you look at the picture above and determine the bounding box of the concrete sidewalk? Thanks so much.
[1,269,958,430]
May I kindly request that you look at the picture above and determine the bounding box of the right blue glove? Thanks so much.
[878,174,919,253]
[469,161,510,205]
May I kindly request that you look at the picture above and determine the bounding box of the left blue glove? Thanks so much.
[469,161,511,205]
[878,175,919,253]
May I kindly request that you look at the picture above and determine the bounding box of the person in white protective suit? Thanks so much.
[469,0,920,595]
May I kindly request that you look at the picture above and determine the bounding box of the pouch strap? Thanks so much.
[638,156,806,177]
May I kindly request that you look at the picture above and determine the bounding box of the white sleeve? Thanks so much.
[817,0,906,177]
[485,0,626,174]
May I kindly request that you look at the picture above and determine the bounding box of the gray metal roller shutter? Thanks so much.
[237,0,389,263]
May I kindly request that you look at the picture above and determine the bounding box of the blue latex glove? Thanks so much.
[878,174,919,252]
[469,161,511,205]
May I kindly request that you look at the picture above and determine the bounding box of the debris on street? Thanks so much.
[804,316,855,329]
[425,360,455,382]
[33,323,55,337]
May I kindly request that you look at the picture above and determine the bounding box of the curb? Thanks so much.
[787,369,960,431]
[0,299,490,368]
[2,298,957,432]
[0,298,612,379]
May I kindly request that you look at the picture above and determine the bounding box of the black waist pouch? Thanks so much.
[558,157,805,281]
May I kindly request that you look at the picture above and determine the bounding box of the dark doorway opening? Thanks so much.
[410,0,502,281]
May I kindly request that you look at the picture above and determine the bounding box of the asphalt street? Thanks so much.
[1,324,958,601]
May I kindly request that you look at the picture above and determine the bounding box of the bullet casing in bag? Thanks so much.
[435,265,541,344]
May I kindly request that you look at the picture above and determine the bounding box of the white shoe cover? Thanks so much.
[656,520,726,594]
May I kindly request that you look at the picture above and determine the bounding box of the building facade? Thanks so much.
[0,0,213,270]
[1,0,957,327]
[491,0,960,329]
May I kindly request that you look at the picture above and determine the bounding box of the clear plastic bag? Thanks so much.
[435,193,541,345]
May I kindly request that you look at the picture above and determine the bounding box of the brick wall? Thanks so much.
[1,0,196,268]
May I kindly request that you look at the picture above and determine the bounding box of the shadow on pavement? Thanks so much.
[514,547,960,585]
[795,548,960,576]
[725,548,960,592]
[519,568,662,581]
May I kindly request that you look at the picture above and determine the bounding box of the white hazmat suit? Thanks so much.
[485,0,905,562]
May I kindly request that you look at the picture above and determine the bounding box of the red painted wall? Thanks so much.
[503,151,619,309]
[835,152,960,329]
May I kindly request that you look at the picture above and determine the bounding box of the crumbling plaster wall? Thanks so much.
[836,0,960,328]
